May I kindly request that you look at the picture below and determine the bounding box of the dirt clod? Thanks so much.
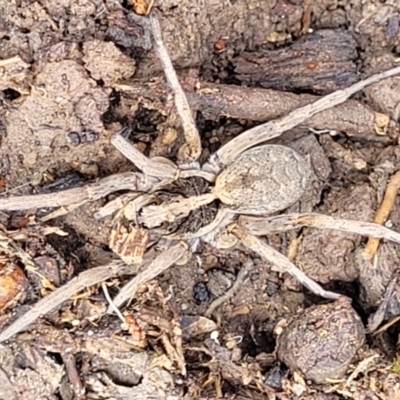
[277,298,365,384]
[83,40,136,86]
[2,59,115,186]
[296,183,376,284]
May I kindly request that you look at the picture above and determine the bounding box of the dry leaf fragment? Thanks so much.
[109,223,149,265]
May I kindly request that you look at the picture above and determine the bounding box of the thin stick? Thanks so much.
[372,315,400,336]
[231,225,341,300]
[0,261,132,343]
[149,12,202,161]
[205,258,254,317]
[114,80,390,139]
[238,213,400,245]
[111,133,177,178]
[60,352,86,400]
[213,65,400,168]
[109,242,186,311]
[145,0,155,15]
[362,170,400,260]
[0,172,152,211]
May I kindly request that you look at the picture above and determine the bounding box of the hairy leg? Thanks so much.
[207,66,400,170]
[150,12,202,162]
[111,133,177,178]
[231,224,341,300]
[0,172,153,211]
[238,213,400,244]
[0,260,131,343]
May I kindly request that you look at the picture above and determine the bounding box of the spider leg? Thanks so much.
[111,133,178,178]
[0,172,154,211]
[0,260,131,343]
[108,241,187,310]
[0,242,187,342]
[209,66,400,170]
[238,213,400,244]
[138,192,216,228]
[94,192,141,219]
[149,12,202,162]
[231,224,341,300]
[167,207,232,240]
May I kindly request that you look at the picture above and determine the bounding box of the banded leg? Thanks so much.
[209,66,400,170]
[149,12,202,162]
[238,213,400,244]
[231,225,341,300]
[109,242,187,310]
[0,172,154,211]
[111,133,177,178]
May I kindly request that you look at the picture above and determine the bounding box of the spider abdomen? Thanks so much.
[214,145,309,215]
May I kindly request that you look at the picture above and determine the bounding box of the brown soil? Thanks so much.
[1,1,400,399]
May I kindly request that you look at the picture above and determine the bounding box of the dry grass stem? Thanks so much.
[363,169,400,260]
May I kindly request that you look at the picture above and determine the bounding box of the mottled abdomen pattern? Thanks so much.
[215,145,309,215]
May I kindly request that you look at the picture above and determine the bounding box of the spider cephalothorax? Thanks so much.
[1,11,400,342]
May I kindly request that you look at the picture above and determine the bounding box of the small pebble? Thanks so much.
[67,131,81,146]
[264,363,285,390]
[265,281,279,296]
[193,282,210,304]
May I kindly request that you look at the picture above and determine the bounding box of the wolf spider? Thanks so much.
[1,12,400,341]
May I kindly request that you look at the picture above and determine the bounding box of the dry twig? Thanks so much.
[363,170,400,260]
[118,80,391,139]
[61,352,86,400]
